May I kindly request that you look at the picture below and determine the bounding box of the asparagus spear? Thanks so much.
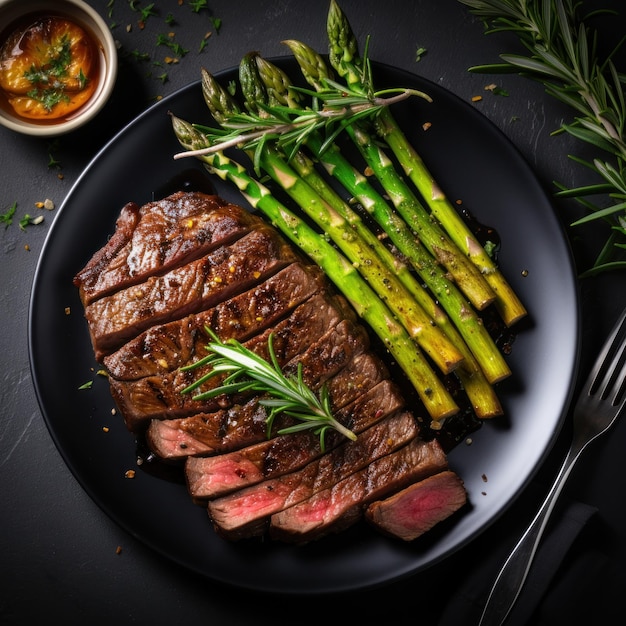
[326,0,527,326]
[234,53,462,375]
[255,51,508,415]
[170,113,459,421]
[286,39,496,314]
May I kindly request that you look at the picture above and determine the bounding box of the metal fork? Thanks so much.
[479,307,626,626]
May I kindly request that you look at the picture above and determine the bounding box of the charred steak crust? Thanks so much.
[75,192,468,544]
[102,262,328,381]
[84,225,300,360]
[74,192,261,307]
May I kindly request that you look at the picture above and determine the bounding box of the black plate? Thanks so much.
[28,60,580,594]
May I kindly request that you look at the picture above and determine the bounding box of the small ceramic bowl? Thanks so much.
[0,0,117,136]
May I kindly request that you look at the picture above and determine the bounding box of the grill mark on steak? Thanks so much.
[74,192,261,306]
[103,262,327,381]
[112,315,368,431]
[85,225,299,360]
[268,438,448,544]
[364,470,467,541]
[185,379,407,499]
[207,411,420,540]
[146,350,390,461]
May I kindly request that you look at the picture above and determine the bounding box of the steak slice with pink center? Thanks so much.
[207,410,420,540]
[268,438,449,544]
[364,470,467,541]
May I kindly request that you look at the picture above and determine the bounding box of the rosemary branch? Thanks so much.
[173,85,430,162]
[181,328,356,451]
[459,0,626,275]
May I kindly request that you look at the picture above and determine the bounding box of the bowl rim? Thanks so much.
[0,0,118,136]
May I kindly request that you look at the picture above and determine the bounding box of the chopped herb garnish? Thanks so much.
[138,2,158,22]
[415,46,427,62]
[210,17,222,33]
[189,0,209,13]
[1,202,17,229]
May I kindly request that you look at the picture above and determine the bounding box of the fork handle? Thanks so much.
[478,442,585,626]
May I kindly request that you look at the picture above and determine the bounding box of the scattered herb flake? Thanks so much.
[415,46,427,62]
[19,214,43,230]
[485,83,508,97]
[78,380,93,390]
[1,202,17,228]
[189,0,209,13]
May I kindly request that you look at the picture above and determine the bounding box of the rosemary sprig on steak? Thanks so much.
[181,328,356,451]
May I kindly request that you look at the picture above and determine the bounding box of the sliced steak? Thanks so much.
[103,262,327,380]
[85,225,299,359]
[364,470,467,541]
[207,410,420,540]
[113,316,368,431]
[74,192,261,306]
[185,379,407,499]
[75,192,470,546]
[147,350,390,461]
[146,396,272,461]
[268,438,448,544]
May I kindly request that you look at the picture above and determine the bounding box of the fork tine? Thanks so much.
[589,308,626,406]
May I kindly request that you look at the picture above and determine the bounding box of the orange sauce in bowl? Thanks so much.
[0,12,103,124]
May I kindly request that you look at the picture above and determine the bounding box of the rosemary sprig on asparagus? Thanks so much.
[458,0,626,276]
[233,52,463,375]
[181,328,356,451]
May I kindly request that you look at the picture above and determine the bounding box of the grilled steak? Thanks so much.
[207,410,421,540]
[364,470,467,541]
[74,192,260,307]
[269,438,449,544]
[74,191,469,546]
[185,379,406,498]
[102,262,328,380]
[84,225,299,359]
